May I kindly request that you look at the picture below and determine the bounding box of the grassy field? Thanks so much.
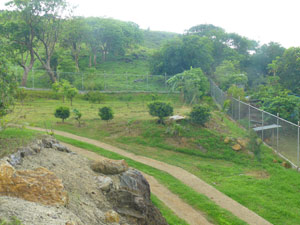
[0,128,39,158]
[56,135,246,225]
[7,91,300,225]
[15,59,170,92]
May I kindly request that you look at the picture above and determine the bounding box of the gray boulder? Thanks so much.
[108,169,168,225]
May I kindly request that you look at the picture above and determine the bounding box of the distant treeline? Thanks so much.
[0,0,299,96]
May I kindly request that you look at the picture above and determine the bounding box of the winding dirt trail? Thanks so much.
[29,126,272,225]
[62,142,212,225]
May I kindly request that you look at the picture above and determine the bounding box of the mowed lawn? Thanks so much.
[7,91,300,225]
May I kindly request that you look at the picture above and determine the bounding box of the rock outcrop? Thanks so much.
[0,162,68,206]
[91,159,129,175]
[108,169,168,225]
[0,136,168,225]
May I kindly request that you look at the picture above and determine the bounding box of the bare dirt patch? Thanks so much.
[245,170,270,179]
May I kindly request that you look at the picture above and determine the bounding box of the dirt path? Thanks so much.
[62,142,212,225]
[29,127,272,225]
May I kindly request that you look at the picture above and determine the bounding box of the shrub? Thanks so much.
[247,131,262,161]
[24,90,61,100]
[15,88,27,103]
[83,91,103,103]
[148,101,173,124]
[99,106,114,123]
[165,122,185,137]
[189,105,211,126]
[54,106,70,123]
[73,108,82,127]
[66,87,78,106]
[167,67,209,104]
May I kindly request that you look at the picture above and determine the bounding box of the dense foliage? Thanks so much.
[98,106,114,122]
[150,36,214,75]
[0,39,17,122]
[167,67,209,104]
[73,108,82,127]
[1,1,299,125]
[148,102,173,124]
[251,77,300,123]
[189,105,211,125]
[54,106,70,123]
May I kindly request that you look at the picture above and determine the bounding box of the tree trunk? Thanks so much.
[21,67,30,87]
[21,49,35,87]
[93,54,97,67]
[45,66,56,83]
[34,49,56,83]
[89,55,92,68]
[102,51,106,62]
[75,54,80,72]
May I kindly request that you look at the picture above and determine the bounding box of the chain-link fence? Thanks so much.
[209,78,300,168]
[14,67,173,93]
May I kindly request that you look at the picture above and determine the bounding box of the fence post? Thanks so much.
[32,68,35,89]
[81,73,84,91]
[231,98,234,119]
[126,72,128,91]
[164,73,167,90]
[277,113,279,152]
[262,110,264,141]
[104,72,106,91]
[297,121,300,168]
[238,96,240,122]
[146,73,149,91]
[248,103,251,130]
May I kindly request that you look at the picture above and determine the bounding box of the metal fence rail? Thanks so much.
[15,68,173,93]
[209,78,300,168]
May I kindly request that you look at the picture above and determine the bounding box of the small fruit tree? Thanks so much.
[148,101,173,124]
[52,79,78,105]
[98,106,114,123]
[54,106,70,123]
[189,105,211,126]
[66,87,78,106]
[73,108,82,127]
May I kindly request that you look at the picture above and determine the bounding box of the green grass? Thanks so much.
[19,59,171,92]
[151,194,189,225]
[0,217,22,225]
[0,128,39,158]
[8,93,300,225]
[56,135,247,225]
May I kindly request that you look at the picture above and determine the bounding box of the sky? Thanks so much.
[1,0,300,48]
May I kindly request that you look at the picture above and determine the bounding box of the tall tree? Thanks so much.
[0,10,35,86]
[6,0,70,83]
[85,17,143,67]
[0,38,17,124]
[214,60,248,90]
[277,47,300,94]
[245,42,285,87]
[150,35,214,75]
[60,17,88,72]
[187,24,258,71]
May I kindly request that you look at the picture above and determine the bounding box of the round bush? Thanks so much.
[148,101,173,124]
[190,105,211,126]
[99,106,114,122]
[54,106,70,123]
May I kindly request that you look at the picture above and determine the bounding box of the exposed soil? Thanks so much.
[245,170,270,179]
[29,126,272,225]
[62,143,212,225]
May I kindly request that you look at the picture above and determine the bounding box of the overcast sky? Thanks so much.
[1,0,299,48]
